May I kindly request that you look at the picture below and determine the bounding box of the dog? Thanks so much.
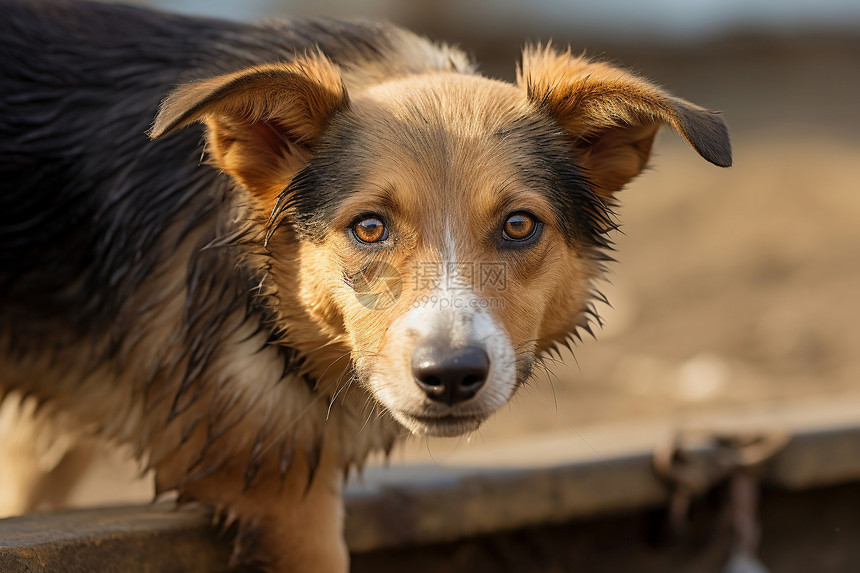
[0,0,731,570]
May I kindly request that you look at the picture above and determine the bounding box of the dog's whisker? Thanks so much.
[356,403,377,436]
[326,368,357,420]
[527,387,603,460]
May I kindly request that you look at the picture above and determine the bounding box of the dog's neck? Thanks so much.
[224,196,401,463]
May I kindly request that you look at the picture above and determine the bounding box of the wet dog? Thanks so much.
[0,0,731,570]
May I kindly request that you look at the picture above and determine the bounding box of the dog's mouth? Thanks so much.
[392,411,487,437]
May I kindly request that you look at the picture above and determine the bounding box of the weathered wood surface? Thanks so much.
[1,400,859,571]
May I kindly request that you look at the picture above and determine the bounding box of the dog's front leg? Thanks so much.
[165,430,349,573]
[253,451,348,573]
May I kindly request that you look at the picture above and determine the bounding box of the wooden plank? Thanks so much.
[346,399,860,550]
[1,399,858,566]
[0,504,234,573]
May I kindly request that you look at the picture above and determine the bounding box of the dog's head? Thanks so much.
[151,45,730,437]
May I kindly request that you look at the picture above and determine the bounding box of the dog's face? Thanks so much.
[151,47,730,437]
[286,74,602,436]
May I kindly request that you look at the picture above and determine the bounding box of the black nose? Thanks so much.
[411,344,490,405]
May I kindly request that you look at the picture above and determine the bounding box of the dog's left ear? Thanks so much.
[518,45,731,195]
[149,53,348,208]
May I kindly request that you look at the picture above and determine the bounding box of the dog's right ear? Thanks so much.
[149,53,348,209]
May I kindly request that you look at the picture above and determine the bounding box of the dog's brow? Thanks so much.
[494,173,520,198]
[343,182,401,219]
[493,126,520,139]
[367,181,398,203]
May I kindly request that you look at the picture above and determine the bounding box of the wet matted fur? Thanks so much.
[0,1,731,570]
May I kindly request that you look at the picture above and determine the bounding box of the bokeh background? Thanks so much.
[3,0,859,512]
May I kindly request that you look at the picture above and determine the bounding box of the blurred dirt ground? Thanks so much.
[2,31,859,510]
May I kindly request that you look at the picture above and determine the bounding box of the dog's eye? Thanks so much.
[351,216,388,244]
[502,212,538,242]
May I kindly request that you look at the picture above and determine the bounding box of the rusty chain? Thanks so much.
[654,429,790,573]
